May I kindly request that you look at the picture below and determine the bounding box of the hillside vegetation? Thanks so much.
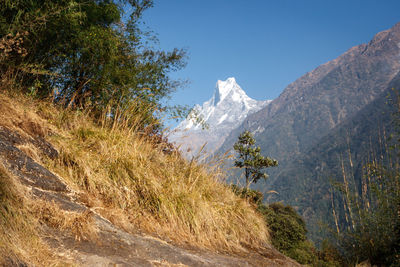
[0,1,282,265]
[0,91,273,265]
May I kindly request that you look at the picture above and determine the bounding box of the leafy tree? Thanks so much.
[260,203,308,252]
[233,130,278,188]
[0,0,187,128]
[258,202,341,266]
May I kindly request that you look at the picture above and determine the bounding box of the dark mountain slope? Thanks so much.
[217,22,400,243]
[272,74,400,242]
[220,22,400,170]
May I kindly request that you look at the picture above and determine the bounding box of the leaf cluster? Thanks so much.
[331,164,400,266]
[259,202,307,251]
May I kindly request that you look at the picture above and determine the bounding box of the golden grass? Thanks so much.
[0,165,57,266]
[0,91,270,254]
[0,163,85,266]
[31,200,98,242]
[48,109,269,252]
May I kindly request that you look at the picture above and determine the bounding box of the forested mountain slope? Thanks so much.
[271,76,399,242]
[218,22,400,243]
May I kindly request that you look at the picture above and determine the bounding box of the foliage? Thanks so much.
[330,161,400,266]
[230,183,341,266]
[259,202,308,251]
[0,0,187,128]
[286,240,317,265]
[259,202,342,266]
[233,130,278,188]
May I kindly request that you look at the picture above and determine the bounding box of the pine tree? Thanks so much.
[233,130,278,189]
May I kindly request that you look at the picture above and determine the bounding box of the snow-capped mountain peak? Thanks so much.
[211,77,252,106]
[169,77,271,156]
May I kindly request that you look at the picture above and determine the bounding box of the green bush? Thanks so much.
[286,240,317,265]
[231,186,342,266]
[259,202,307,251]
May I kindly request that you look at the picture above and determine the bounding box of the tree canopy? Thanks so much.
[0,0,186,126]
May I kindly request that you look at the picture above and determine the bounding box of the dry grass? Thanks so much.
[0,165,59,266]
[0,91,270,254]
[47,107,269,252]
[31,200,98,242]
[0,92,52,139]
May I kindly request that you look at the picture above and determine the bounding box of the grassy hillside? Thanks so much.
[0,91,270,264]
[0,164,53,266]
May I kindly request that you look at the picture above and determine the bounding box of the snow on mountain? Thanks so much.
[169,77,270,157]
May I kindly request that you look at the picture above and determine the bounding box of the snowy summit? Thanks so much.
[170,77,270,156]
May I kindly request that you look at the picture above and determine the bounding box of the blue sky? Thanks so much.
[140,0,400,124]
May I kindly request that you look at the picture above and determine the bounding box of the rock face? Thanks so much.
[217,22,400,242]
[170,77,270,157]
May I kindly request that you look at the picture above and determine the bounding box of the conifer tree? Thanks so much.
[233,130,278,189]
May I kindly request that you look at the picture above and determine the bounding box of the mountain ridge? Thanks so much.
[170,77,270,156]
[220,22,400,163]
[217,22,400,243]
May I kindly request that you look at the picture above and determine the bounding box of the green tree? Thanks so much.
[230,187,342,266]
[233,130,278,189]
[0,0,187,127]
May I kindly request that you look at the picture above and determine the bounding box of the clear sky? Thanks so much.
[140,0,400,125]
